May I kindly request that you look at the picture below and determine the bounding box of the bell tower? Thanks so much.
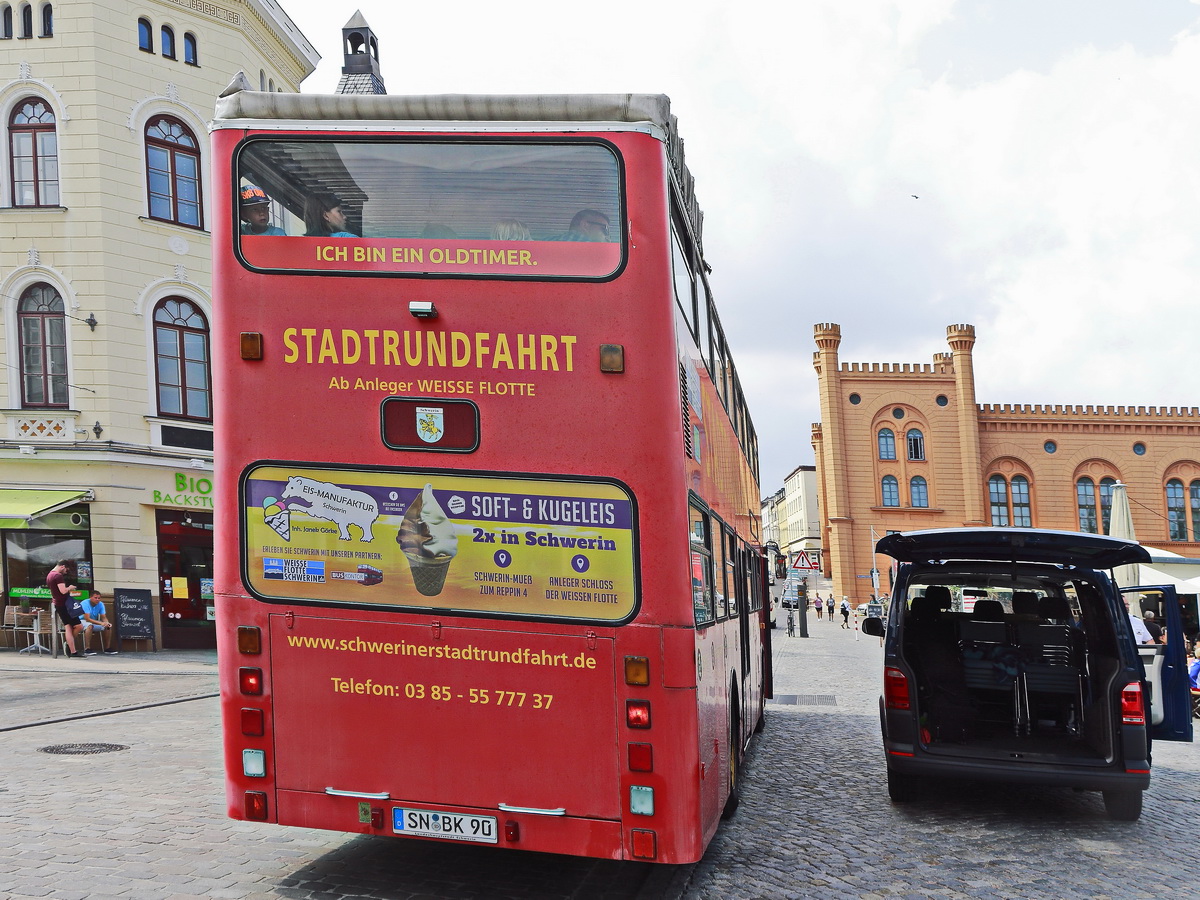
[335,11,386,95]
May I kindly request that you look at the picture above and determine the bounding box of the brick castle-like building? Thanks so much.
[812,323,1200,607]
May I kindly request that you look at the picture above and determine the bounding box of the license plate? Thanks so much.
[392,807,498,844]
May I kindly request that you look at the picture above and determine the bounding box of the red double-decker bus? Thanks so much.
[212,87,768,864]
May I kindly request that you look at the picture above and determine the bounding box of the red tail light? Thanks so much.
[245,791,268,820]
[241,707,264,737]
[884,666,911,710]
[628,742,653,772]
[1121,682,1146,725]
[626,700,651,729]
[239,667,263,695]
[631,828,657,859]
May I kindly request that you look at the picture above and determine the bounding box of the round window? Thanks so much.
[1044,441,1057,454]
[1133,442,1146,456]
[849,393,861,405]
[892,408,905,420]
[936,395,949,407]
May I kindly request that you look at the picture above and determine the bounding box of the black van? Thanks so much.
[862,527,1193,821]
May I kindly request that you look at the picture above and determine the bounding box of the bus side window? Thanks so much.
[671,222,696,337]
[690,505,716,626]
[714,519,729,620]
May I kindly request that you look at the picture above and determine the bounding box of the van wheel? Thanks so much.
[722,702,741,819]
[886,768,920,803]
[1102,790,1143,822]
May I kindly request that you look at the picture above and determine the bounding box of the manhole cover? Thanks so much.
[38,743,129,755]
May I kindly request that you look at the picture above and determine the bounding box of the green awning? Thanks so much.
[0,489,91,529]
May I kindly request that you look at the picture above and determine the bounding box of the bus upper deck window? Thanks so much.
[235,139,624,279]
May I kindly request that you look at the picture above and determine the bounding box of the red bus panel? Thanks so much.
[269,615,620,817]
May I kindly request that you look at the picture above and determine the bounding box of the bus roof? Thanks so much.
[214,76,705,250]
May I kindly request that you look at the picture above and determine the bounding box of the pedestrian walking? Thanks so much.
[814,594,823,620]
[840,596,851,629]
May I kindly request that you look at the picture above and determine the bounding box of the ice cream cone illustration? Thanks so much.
[263,497,291,541]
[398,484,458,596]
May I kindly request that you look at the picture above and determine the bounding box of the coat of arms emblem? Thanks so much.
[416,406,444,444]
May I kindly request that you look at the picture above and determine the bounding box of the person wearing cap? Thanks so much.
[239,183,286,236]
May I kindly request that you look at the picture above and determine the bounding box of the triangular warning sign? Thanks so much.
[792,550,819,570]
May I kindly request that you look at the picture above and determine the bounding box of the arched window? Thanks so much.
[1099,477,1117,534]
[38,0,48,35]
[2,6,12,39]
[268,78,275,92]
[183,32,197,65]
[1076,478,1098,533]
[259,69,266,91]
[145,115,201,228]
[161,25,174,58]
[10,96,58,206]
[1167,479,1187,541]
[910,476,928,508]
[988,475,1010,526]
[1191,481,1200,544]
[18,1,29,37]
[877,428,896,460]
[18,283,67,407]
[906,428,925,461]
[881,475,900,507]
[1011,475,1031,526]
[138,17,152,52]
[154,298,211,420]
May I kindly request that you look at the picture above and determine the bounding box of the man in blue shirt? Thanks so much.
[80,590,118,655]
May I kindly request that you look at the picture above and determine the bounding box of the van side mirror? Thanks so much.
[861,616,885,638]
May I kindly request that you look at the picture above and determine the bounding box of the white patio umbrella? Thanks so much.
[1107,482,1140,588]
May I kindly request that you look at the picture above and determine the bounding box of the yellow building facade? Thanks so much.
[0,0,316,647]
[812,323,1200,608]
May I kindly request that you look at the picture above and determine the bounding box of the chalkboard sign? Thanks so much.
[114,588,155,649]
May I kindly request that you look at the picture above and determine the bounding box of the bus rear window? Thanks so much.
[235,139,623,279]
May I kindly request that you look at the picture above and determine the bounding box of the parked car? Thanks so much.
[862,527,1193,821]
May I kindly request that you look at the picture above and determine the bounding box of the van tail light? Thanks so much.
[884,666,911,710]
[1120,682,1146,725]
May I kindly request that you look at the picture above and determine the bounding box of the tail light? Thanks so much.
[1120,682,1146,725]
[245,791,268,820]
[240,707,264,737]
[631,829,657,859]
[884,666,911,710]
[626,700,651,729]
[628,742,653,772]
[239,667,263,695]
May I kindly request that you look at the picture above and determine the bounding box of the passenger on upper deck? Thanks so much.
[304,194,357,238]
[557,209,610,242]
[239,184,286,236]
[491,219,531,241]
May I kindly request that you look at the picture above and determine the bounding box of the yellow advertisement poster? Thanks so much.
[242,464,638,622]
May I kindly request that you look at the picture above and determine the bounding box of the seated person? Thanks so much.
[556,209,611,242]
[490,219,531,241]
[80,590,118,655]
[239,184,286,235]
[304,193,357,237]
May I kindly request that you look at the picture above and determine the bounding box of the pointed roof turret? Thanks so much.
[336,10,386,95]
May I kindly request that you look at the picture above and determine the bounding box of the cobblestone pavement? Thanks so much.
[680,613,1200,899]
[1,618,1196,899]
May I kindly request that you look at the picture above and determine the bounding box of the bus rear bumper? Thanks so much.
[276,789,630,860]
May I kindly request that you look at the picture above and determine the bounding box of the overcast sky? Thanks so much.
[279,0,1200,493]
